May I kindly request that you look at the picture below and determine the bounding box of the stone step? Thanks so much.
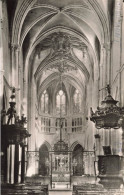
[1,191,46,195]
[1,184,48,195]
[49,189,72,195]
[73,184,124,195]
[76,192,124,195]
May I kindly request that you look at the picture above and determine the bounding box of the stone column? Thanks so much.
[6,144,15,184]
[10,44,16,86]
[14,143,19,184]
[99,42,111,100]
[68,117,72,133]
[9,44,21,116]
[95,136,100,156]
[7,145,10,183]
[116,128,122,155]
[21,145,26,183]
[0,0,4,109]
[106,42,111,86]
[99,44,105,101]
[4,144,8,183]
[28,81,36,151]
[83,154,88,175]
[23,80,28,117]
[102,44,108,97]
[122,129,124,176]
[10,145,15,184]
[26,152,36,177]
[122,129,124,155]
[105,129,109,146]
[15,45,21,116]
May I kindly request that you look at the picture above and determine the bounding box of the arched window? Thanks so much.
[41,90,48,114]
[73,89,81,113]
[56,90,66,115]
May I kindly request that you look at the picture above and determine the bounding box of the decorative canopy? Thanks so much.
[1,88,31,145]
[90,85,124,129]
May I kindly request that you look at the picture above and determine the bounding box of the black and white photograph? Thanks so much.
[0,0,124,194]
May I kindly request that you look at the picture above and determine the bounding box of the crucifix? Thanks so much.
[58,73,65,142]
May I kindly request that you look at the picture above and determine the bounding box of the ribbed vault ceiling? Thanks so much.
[10,0,111,101]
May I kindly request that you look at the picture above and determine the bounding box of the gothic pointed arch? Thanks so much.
[39,143,49,176]
[73,88,82,114]
[72,144,84,176]
[40,89,49,114]
[70,141,84,151]
[39,140,52,151]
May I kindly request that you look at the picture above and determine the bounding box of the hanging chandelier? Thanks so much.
[90,85,124,129]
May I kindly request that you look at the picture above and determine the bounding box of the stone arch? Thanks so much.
[71,143,84,176]
[38,74,85,100]
[39,140,51,151]
[11,0,36,45]
[39,143,49,176]
[70,141,84,151]
[87,0,110,43]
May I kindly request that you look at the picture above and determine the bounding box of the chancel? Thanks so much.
[1,0,124,195]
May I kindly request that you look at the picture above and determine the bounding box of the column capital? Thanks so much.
[9,43,14,51]
[15,44,20,52]
[101,42,112,51]
[9,43,20,51]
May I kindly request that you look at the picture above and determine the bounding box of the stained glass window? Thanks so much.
[73,89,81,113]
[41,90,48,114]
[56,90,66,115]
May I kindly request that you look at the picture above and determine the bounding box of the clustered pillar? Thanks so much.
[21,144,26,183]
[5,141,27,185]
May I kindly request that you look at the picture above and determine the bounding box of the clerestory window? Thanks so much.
[56,90,66,115]
[41,90,49,114]
[73,89,82,113]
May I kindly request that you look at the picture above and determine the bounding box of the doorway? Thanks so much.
[39,144,49,176]
[72,144,84,176]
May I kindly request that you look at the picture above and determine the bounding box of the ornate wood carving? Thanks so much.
[90,85,124,129]
[98,155,123,189]
[1,124,30,145]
